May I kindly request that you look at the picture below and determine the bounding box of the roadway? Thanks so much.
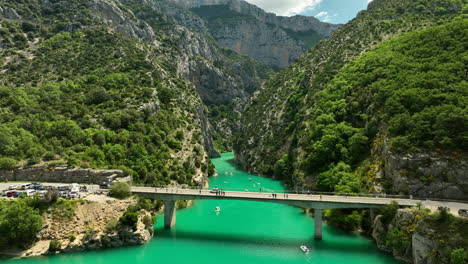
[131,187,468,215]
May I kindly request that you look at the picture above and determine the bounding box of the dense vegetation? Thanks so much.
[236,0,467,193]
[302,19,467,192]
[0,199,43,247]
[0,194,81,248]
[0,14,214,186]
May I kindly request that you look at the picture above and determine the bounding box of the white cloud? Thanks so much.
[244,0,322,16]
[315,11,328,18]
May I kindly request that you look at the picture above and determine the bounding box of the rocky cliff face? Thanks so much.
[169,0,339,68]
[21,199,153,257]
[371,208,468,264]
[235,0,466,193]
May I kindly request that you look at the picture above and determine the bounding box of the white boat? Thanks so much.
[300,245,310,253]
[215,206,220,212]
[248,178,253,181]
[230,172,233,176]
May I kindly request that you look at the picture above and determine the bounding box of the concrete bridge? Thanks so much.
[132,187,426,240]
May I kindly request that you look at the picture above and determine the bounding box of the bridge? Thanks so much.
[132,187,426,240]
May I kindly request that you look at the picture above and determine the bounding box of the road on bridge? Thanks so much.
[131,186,468,215]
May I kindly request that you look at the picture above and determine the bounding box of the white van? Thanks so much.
[25,189,36,196]
[69,183,80,193]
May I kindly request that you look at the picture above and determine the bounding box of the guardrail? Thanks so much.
[131,184,468,203]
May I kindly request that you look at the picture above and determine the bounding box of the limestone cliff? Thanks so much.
[169,0,340,68]
[371,208,468,264]
[18,198,153,257]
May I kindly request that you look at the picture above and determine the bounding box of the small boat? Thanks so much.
[224,181,228,184]
[300,245,310,253]
[248,178,253,181]
[230,172,233,176]
[215,206,220,212]
[224,172,228,176]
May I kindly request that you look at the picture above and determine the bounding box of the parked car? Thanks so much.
[6,190,16,197]
[14,191,24,197]
[99,182,112,189]
[31,183,43,190]
[68,191,80,199]
[8,185,18,190]
[25,189,36,196]
[21,183,33,190]
[459,209,468,217]
[69,183,80,193]
[37,190,48,198]
[59,191,69,198]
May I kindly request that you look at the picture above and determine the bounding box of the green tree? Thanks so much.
[0,199,44,245]
[451,248,467,264]
[0,157,18,170]
[109,182,132,199]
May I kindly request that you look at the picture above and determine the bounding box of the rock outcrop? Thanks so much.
[371,208,468,264]
[22,199,153,257]
[169,0,340,68]
[0,166,127,184]
[370,140,468,200]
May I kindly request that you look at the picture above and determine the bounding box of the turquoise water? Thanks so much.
[1,152,399,264]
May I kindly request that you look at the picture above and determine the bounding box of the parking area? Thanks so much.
[0,182,101,200]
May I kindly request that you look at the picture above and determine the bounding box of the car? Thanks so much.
[14,191,24,198]
[21,183,34,190]
[210,187,219,193]
[37,190,48,198]
[25,189,36,196]
[59,191,69,198]
[8,185,18,190]
[31,183,43,190]
[459,209,468,217]
[69,183,80,193]
[99,182,112,189]
[68,191,80,199]
[6,190,16,197]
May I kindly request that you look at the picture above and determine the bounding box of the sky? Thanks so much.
[244,0,373,24]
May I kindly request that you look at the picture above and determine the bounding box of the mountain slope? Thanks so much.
[0,0,218,185]
[168,0,339,69]
[235,0,467,199]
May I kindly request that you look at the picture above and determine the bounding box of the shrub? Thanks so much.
[379,201,399,225]
[0,199,44,245]
[119,211,138,231]
[49,239,61,252]
[109,182,132,199]
[69,234,76,242]
[105,218,120,232]
[0,157,18,170]
[451,248,467,264]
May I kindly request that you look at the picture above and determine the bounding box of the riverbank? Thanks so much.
[0,196,153,258]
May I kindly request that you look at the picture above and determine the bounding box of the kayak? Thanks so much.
[300,245,310,253]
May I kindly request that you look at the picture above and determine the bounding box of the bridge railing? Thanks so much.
[131,184,415,200]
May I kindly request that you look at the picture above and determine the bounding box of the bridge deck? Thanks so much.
[132,187,421,209]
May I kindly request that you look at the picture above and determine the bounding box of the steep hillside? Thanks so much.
[168,0,339,69]
[0,0,217,186]
[236,0,467,199]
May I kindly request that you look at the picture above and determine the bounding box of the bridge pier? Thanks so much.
[164,200,176,229]
[314,209,322,240]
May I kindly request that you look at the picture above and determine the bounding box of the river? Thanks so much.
[1,152,400,264]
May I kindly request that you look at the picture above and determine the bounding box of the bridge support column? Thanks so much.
[164,200,176,229]
[314,209,322,240]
